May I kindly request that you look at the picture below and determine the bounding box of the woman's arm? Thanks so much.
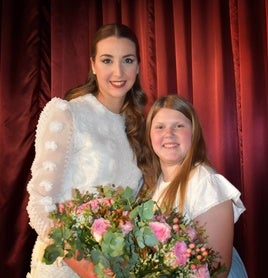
[195,200,234,278]
[26,98,73,240]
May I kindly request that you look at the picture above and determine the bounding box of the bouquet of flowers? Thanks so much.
[43,185,225,277]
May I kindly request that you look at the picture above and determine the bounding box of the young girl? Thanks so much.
[141,95,247,278]
[26,23,147,277]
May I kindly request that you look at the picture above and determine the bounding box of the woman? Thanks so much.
[140,95,247,277]
[26,23,147,277]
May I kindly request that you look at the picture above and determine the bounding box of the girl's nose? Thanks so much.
[165,127,175,136]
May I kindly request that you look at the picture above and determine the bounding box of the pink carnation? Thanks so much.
[149,221,171,243]
[174,241,187,265]
[91,218,111,242]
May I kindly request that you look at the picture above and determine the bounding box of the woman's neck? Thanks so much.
[96,93,124,114]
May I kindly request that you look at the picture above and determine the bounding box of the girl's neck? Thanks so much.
[161,164,181,182]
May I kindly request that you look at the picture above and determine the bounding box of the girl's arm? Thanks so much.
[195,200,234,278]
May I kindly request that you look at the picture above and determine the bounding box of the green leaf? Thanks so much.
[143,226,158,246]
[134,227,145,248]
[42,244,64,264]
[139,200,154,220]
[129,206,139,219]
[101,232,125,257]
[122,186,134,200]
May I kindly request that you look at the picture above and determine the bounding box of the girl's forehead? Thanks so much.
[153,108,185,120]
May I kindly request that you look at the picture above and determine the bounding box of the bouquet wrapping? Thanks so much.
[43,185,225,277]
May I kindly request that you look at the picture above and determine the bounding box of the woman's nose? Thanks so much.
[113,61,123,76]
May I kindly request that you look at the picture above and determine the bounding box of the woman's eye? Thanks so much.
[124,58,134,64]
[102,59,112,64]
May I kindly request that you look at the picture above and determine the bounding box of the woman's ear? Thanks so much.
[90,57,96,74]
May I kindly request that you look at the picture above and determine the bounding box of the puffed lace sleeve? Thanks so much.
[26,98,73,241]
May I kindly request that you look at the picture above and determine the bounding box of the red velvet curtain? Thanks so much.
[1,0,267,277]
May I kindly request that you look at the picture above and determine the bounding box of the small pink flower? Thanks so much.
[76,201,91,213]
[119,220,133,235]
[155,215,165,221]
[186,226,197,241]
[173,217,179,223]
[149,221,171,243]
[189,243,195,249]
[174,241,187,265]
[58,203,65,213]
[101,197,114,207]
[88,199,101,211]
[122,210,130,217]
[192,264,210,278]
[66,201,74,207]
[91,218,111,242]
[173,224,180,232]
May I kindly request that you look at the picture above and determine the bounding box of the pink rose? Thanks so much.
[91,218,111,242]
[149,221,171,243]
[174,241,187,265]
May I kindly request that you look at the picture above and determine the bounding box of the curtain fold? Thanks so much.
[229,1,268,275]
[0,0,50,276]
[0,0,267,277]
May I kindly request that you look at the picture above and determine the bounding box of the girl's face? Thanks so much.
[150,108,192,167]
[91,36,139,113]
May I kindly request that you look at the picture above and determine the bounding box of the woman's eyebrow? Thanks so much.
[99,54,136,58]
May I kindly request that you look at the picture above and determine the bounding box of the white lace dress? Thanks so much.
[26,94,142,277]
[153,163,247,277]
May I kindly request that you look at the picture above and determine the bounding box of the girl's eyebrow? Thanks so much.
[99,54,136,58]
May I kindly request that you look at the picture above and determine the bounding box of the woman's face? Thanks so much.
[91,36,139,112]
[150,108,192,167]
